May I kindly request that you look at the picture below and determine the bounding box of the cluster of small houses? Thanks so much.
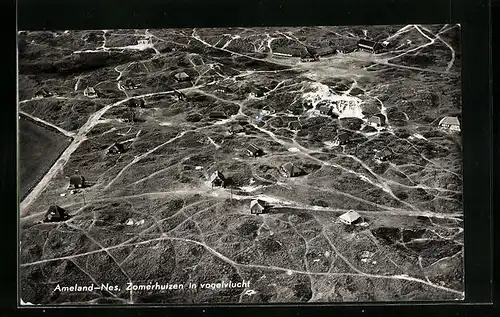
[272,38,389,62]
[42,164,362,225]
[43,168,363,226]
[33,68,191,101]
[42,198,362,227]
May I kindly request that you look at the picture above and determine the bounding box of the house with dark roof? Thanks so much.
[122,79,140,90]
[228,123,244,134]
[174,90,187,100]
[84,86,98,98]
[175,72,190,82]
[128,98,145,108]
[108,142,125,154]
[246,143,263,157]
[319,104,333,115]
[338,210,362,225]
[122,108,137,123]
[69,173,86,189]
[44,205,70,223]
[210,171,226,188]
[357,39,383,53]
[34,88,52,99]
[280,162,302,178]
[209,111,227,119]
[374,149,393,161]
[438,116,460,132]
[250,199,269,215]
[289,121,302,131]
[367,114,386,128]
[334,132,351,146]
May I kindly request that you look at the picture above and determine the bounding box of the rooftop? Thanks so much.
[439,116,460,126]
[339,210,361,223]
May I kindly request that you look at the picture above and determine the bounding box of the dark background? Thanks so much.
[0,0,495,316]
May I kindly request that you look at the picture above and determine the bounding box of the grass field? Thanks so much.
[19,117,72,199]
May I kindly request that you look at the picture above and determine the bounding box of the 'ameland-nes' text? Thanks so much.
[53,283,119,293]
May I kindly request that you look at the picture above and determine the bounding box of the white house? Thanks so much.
[438,116,460,132]
[338,210,362,225]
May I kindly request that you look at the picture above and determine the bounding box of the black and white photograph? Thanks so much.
[18,24,463,305]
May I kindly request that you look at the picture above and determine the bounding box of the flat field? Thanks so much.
[19,117,72,199]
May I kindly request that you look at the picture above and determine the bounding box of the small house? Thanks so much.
[338,210,362,225]
[84,86,98,98]
[209,111,227,119]
[210,171,226,188]
[319,104,333,115]
[335,132,351,145]
[367,114,386,128]
[44,205,70,223]
[357,39,383,53]
[108,142,125,154]
[122,79,140,90]
[438,116,460,132]
[250,199,268,215]
[280,162,302,178]
[261,106,275,115]
[228,124,244,134]
[252,86,266,98]
[374,149,393,161]
[69,174,86,189]
[289,121,302,131]
[137,39,151,45]
[122,109,137,122]
[174,91,187,101]
[175,72,190,82]
[128,98,145,108]
[34,88,52,99]
[246,143,263,157]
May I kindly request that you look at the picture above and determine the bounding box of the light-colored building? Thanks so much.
[438,116,460,131]
[210,171,226,188]
[175,72,190,82]
[367,115,386,128]
[137,38,151,45]
[84,86,98,98]
[250,199,268,214]
[338,210,362,225]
